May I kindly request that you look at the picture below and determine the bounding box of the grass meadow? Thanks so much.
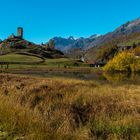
[0,55,89,70]
[0,74,139,139]
[0,53,42,63]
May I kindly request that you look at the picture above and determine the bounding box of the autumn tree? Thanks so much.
[103,52,136,72]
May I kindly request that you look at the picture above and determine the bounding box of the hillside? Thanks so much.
[85,31,140,63]
[0,53,43,64]
[87,18,140,48]
[0,37,64,59]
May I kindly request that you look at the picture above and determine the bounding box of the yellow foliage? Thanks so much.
[133,46,140,56]
[103,52,136,72]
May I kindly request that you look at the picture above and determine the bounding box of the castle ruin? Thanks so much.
[9,27,23,39]
[17,27,23,39]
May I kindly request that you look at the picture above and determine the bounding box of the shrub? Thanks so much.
[103,52,136,72]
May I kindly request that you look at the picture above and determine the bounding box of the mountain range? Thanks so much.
[51,35,100,52]
[51,17,140,53]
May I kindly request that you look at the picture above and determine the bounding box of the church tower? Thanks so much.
[17,27,23,39]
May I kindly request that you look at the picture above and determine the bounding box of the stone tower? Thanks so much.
[17,27,23,39]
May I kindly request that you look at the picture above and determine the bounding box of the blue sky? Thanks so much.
[0,0,140,43]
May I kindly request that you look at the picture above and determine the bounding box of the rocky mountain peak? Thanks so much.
[68,36,75,40]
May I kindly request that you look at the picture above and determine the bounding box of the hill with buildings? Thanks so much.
[0,27,64,60]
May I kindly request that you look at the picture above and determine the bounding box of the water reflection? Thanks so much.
[10,70,140,84]
[103,72,140,83]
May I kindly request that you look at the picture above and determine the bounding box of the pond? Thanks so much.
[7,69,140,84]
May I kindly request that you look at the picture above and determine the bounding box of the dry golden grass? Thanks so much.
[0,74,139,139]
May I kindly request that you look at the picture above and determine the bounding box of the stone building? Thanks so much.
[8,27,23,39]
[17,27,23,39]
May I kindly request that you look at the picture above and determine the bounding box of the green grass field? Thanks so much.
[0,53,42,63]
[0,54,90,70]
[42,58,89,67]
